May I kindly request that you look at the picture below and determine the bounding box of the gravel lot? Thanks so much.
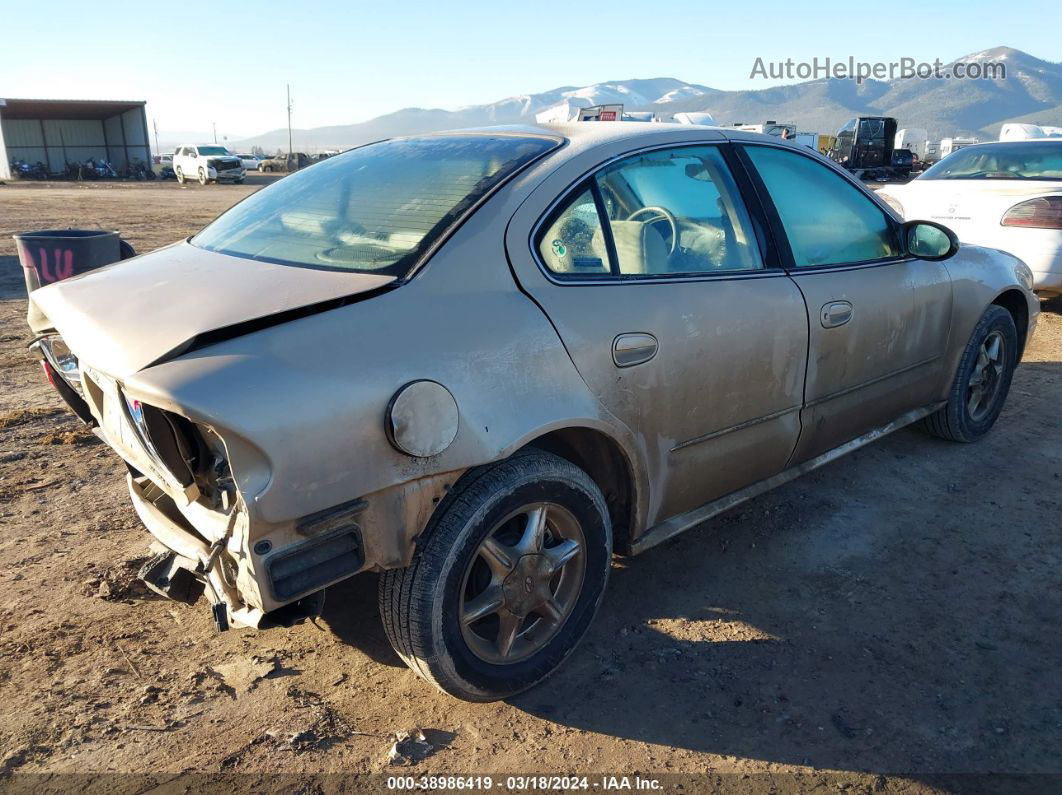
[1,179,1060,791]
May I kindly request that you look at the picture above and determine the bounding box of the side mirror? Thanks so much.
[903,220,959,261]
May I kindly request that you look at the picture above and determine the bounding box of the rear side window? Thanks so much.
[193,134,559,276]
[538,145,762,278]
[538,188,608,275]
[744,145,898,267]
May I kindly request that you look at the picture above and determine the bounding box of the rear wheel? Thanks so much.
[379,451,612,701]
[922,305,1017,442]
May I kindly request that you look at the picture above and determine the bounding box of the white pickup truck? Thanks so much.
[172,145,246,185]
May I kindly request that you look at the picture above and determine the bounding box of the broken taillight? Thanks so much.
[1001,196,1062,229]
[35,335,84,397]
[41,360,57,387]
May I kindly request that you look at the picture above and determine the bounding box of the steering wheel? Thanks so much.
[626,206,679,255]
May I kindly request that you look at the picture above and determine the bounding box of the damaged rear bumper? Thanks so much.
[127,473,359,629]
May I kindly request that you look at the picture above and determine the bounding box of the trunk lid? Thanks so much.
[30,241,396,377]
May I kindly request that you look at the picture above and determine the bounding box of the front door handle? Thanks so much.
[613,333,658,368]
[820,301,853,329]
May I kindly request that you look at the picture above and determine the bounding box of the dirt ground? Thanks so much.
[0,179,1060,792]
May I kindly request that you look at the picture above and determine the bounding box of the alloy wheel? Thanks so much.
[459,502,585,664]
[967,330,1006,422]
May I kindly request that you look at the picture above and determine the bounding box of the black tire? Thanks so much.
[922,305,1017,442]
[175,166,185,184]
[378,450,612,701]
[198,167,208,186]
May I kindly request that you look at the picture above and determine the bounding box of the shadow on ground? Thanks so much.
[1,255,26,300]
[327,364,1062,776]
[514,379,1061,776]
[324,573,404,668]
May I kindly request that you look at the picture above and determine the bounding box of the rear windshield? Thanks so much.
[920,142,1062,181]
[193,134,560,276]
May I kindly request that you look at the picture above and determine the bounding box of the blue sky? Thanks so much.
[2,0,1058,139]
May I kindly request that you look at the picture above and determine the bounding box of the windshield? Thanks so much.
[193,133,559,276]
[920,142,1062,181]
[198,146,232,156]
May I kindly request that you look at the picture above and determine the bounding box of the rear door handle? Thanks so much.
[820,301,853,329]
[613,333,658,367]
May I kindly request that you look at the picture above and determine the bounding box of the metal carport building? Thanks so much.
[0,98,151,180]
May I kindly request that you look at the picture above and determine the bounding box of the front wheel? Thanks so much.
[175,166,185,184]
[379,451,612,701]
[922,305,1018,442]
[197,168,208,185]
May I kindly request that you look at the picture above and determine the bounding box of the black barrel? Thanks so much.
[12,229,127,291]
[14,229,136,329]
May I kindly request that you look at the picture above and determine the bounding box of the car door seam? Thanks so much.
[782,273,813,470]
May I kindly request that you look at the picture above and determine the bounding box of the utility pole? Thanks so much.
[212,122,217,144]
[286,84,294,160]
[152,119,160,157]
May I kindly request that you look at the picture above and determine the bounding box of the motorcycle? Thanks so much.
[10,159,48,180]
[125,159,155,181]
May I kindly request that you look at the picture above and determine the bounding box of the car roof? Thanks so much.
[432,121,771,145]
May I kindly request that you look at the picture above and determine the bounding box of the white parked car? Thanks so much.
[878,140,1062,296]
[172,145,246,185]
[235,153,263,170]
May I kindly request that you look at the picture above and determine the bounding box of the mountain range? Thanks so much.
[231,47,1062,151]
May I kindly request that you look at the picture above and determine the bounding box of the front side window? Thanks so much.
[744,145,898,267]
[538,145,762,278]
[194,134,559,276]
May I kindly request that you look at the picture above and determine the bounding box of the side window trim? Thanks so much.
[531,141,786,284]
[589,178,620,277]
[731,144,797,270]
[718,143,780,269]
[736,142,907,271]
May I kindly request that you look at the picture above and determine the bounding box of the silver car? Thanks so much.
[29,123,1038,701]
